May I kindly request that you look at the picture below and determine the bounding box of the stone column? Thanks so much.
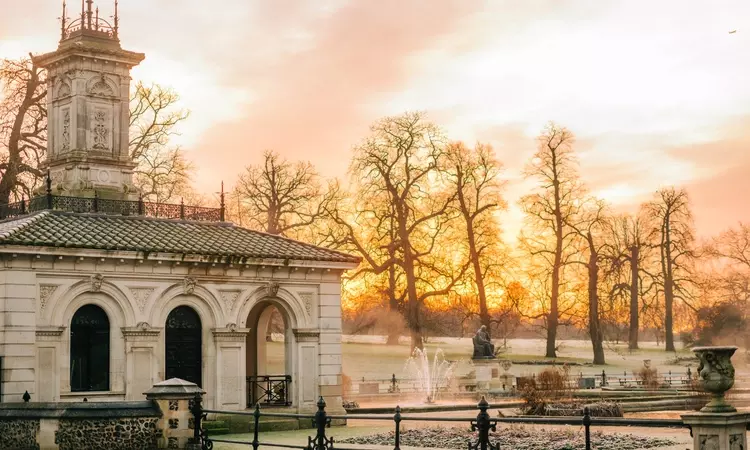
[35,326,66,402]
[681,346,748,450]
[122,323,161,401]
[144,378,205,449]
[212,325,249,411]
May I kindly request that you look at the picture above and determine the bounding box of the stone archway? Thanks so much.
[246,300,293,407]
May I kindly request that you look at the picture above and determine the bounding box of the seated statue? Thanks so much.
[472,325,495,359]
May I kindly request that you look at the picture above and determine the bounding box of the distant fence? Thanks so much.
[343,368,703,397]
[194,396,688,450]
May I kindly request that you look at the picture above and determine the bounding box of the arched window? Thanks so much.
[165,306,202,386]
[70,304,110,392]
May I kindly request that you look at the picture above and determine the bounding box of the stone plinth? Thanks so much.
[681,412,750,450]
[471,359,499,392]
[144,378,205,449]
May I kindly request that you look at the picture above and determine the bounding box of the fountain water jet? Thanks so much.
[404,348,457,404]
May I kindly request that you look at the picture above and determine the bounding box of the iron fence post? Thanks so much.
[180,198,185,220]
[583,406,591,450]
[93,192,99,213]
[601,369,606,386]
[137,195,144,215]
[469,396,497,450]
[252,404,260,450]
[46,171,53,209]
[391,373,397,393]
[308,396,332,450]
[393,406,401,450]
[20,195,26,214]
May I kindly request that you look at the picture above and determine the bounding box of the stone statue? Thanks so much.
[472,325,495,359]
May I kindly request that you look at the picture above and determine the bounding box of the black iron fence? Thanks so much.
[190,396,689,450]
[0,175,225,222]
[247,375,292,407]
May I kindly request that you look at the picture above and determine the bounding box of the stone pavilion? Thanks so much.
[0,0,359,413]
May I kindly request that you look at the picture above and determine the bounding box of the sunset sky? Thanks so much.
[2,0,749,241]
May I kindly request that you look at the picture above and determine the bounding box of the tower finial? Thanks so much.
[86,0,93,29]
[80,0,85,25]
[113,0,119,37]
[60,1,67,40]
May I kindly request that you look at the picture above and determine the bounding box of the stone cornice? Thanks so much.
[121,323,162,339]
[212,327,250,343]
[293,328,320,342]
[36,326,66,339]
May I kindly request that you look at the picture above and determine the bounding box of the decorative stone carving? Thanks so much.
[137,322,151,331]
[89,76,114,96]
[90,273,104,292]
[694,346,738,412]
[730,434,743,450]
[39,285,58,313]
[129,288,154,312]
[226,323,237,331]
[92,110,109,150]
[300,292,313,316]
[57,81,71,98]
[266,281,280,297]
[61,108,70,152]
[183,277,196,294]
[699,435,719,450]
[219,290,240,313]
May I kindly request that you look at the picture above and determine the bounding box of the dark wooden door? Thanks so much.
[165,306,202,386]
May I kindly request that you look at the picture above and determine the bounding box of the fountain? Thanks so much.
[404,348,457,404]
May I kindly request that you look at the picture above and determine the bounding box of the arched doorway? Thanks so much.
[165,305,202,386]
[246,302,292,407]
[70,304,110,392]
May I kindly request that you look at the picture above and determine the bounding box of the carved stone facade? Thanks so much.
[32,26,145,200]
[0,252,353,414]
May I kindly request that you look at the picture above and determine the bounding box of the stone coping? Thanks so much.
[0,400,161,419]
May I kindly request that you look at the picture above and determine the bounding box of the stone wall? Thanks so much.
[0,418,40,450]
[55,417,160,450]
[0,400,161,450]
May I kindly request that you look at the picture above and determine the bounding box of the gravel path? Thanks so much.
[340,426,678,450]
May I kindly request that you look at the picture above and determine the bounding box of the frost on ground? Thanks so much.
[340,426,677,450]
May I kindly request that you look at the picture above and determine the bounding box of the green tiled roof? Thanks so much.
[0,211,360,264]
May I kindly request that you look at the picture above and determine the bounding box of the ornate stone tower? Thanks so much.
[33,1,144,199]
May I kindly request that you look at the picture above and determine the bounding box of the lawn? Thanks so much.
[264,336,703,382]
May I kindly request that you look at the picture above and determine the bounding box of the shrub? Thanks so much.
[634,367,659,389]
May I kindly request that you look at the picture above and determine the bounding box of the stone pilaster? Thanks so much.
[122,323,161,401]
[35,326,65,402]
[212,327,249,411]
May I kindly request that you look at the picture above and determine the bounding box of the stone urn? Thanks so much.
[693,346,738,413]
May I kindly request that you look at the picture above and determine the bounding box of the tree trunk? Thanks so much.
[587,233,605,365]
[628,246,639,350]
[465,213,491,336]
[663,216,676,352]
[401,236,423,351]
[386,263,401,345]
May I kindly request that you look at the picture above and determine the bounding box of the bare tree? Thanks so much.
[236,150,333,239]
[129,82,192,202]
[645,187,696,352]
[603,211,653,350]
[330,112,469,350]
[0,56,46,204]
[710,223,750,271]
[442,141,507,336]
[520,122,584,358]
[568,198,608,365]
